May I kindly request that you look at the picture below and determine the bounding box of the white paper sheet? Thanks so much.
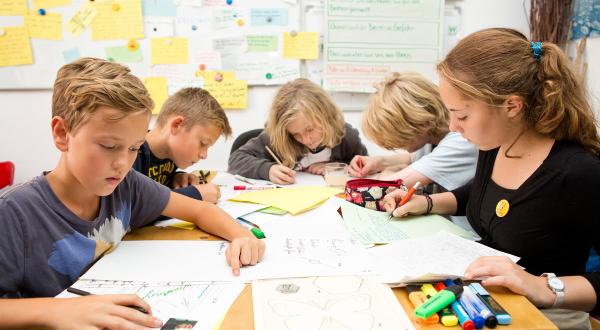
[82,237,377,282]
[368,231,520,285]
[57,279,244,330]
[253,276,415,330]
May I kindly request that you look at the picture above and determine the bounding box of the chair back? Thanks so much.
[230,129,264,155]
[0,161,15,189]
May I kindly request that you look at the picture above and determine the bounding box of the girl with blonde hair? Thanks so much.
[383,28,599,327]
[228,78,367,184]
[349,72,477,192]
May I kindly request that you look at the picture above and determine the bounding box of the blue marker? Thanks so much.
[451,300,475,330]
[469,283,512,325]
[462,286,498,328]
[458,289,485,329]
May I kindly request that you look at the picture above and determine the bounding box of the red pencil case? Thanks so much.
[344,178,404,211]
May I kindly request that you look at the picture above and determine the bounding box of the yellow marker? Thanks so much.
[496,199,510,217]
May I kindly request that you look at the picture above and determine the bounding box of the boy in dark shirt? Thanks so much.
[133,87,231,203]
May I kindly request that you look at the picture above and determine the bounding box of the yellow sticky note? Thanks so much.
[0,26,33,67]
[66,3,97,37]
[204,79,247,109]
[25,11,62,40]
[0,0,27,15]
[143,77,168,115]
[31,0,70,9]
[151,37,189,64]
[283,32,319,60]
[195,70,235,81]
[90,0,144,40]
[229,186,342,215]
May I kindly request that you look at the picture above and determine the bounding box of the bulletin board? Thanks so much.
[0,0,304,102]
[0,0,457,111]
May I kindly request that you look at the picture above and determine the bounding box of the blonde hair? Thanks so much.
[265,78,345,167]
[52,57,153,133]
[438,28,600,156]
[362,72,449,150]
[155,87,232,138]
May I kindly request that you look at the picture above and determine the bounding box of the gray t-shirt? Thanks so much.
[0,170,170,298]
[410,131,477,191]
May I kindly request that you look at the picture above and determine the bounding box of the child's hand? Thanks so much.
[306,162,327,175]
[381,189,427,217]
[225,237,266,276]
[195,183,221,203]
[45,295,162,330]
[172,172,200,188]
[349,156,380,177]
[269,165,296,184]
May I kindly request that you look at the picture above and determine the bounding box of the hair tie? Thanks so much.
[530,41,543,61]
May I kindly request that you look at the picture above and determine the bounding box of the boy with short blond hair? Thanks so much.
[0,58,264,329]
[134,87,232,203]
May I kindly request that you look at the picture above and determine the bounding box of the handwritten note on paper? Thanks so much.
[253,276,415,330]
[0,26,33,67]
[369,231,520,285]
[82,237,377,282]
[151,37,189,64]
[31,0,70,9]
[0,0,27,15]
[339,200,476,246]
[234,59,300,85]
[65,2,97,37]
[250,8,288,27]
[59,279,245,330]
[324,0,444,92]
[143,77,168,114]
[141,0,176,17]
[90,0,144,40]
[24,11,62,40]
[246,35,278,52]
[204,79,248,109]
[144,17,175,38]
[192,50,222,70]
[105,45,142,62]
[283,32,319,60]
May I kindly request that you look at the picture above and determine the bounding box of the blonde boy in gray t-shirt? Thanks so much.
[0,58,265,329]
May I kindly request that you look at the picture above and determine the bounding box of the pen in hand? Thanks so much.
[66,287,149,314]
[390,181,421,218]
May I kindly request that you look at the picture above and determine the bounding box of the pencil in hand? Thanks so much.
[265,146,284,166]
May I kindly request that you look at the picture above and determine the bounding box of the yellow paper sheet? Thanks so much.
[151,37,189,64]
[229,186,342,215]
[283,32,319,60]
[31,0,70,9]
[65,2,97,37]
[90,0,143,40]
[0,26,33,67]
[25,11,62,40]
[195,70,235,81]
[0,0,27,15]
[143,77,168,115]
[204,79,247,109]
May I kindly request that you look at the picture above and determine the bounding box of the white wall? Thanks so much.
[4,0,597,184]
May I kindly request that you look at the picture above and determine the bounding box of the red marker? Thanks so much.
[234,185,278,191]
[399,181,421,206]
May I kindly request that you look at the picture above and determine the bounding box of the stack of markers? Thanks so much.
[408,280,512,329]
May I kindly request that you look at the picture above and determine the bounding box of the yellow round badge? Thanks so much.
[496,199,510,217]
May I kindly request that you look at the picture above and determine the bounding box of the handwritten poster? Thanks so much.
[90,0,144,40]
[24,11,63,40]
[324,0,444,92]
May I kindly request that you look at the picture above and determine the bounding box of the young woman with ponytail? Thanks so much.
[382,28,599,327]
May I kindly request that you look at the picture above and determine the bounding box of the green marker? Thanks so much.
[251,227,265,239]
[415,285,463,319]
